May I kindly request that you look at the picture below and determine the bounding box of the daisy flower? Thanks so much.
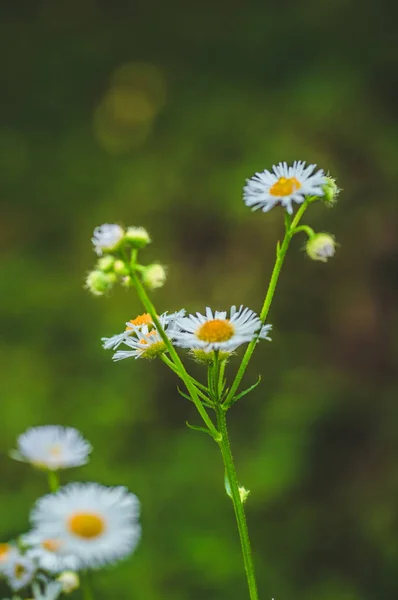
[3,551,36,591]
[10,426,92,471]
[172,306,272,352]
[243,160,327,214]
[29,483,141,570]
[103,310,185,359]
[23,532,80,573]
[92,224,124,256]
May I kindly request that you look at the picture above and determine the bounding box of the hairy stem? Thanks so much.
[224,200,310,408]
[216,406,258,600]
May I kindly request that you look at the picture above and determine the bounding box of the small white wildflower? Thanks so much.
[102,310,185,352]
[24,532,80,573]
[3,552,36,592]
[142,263,167,290]
[306,233,336,263]
[10,426,92,471]
[173,306,272,352]
[29,483,141,569]
[125,226,151,248]
[244,160,327,214]
[92,224,124,256]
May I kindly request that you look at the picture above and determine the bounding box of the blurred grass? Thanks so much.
[1,1,398,598]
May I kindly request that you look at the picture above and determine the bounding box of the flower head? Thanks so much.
[30,580,63,600]
[10,426,92,471]
[23,532,80,573]
[125,226,151,249]
[306,233,336,263]
[56,571,80,594]
[142,263,167,290]
[173,306,272,352]
[92,224,125,256]
[85,270,117,296]
[102,310,185,358]
[29,483,141,570]
[244,160,326,214]
[3,551,36,591]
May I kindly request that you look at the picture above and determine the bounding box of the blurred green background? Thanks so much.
[1,1,398,599]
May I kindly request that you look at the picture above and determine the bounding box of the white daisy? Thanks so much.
[3,551,36,591]
[243,160,326,214]
[23,532,80,573]
[172,306,272,352]
[10,426,92,471]
[91,224,125,256]
[104,310,185,359]
[29,483,141,570]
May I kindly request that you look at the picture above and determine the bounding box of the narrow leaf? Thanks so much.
[225,375,262,409]
[185,421,215,438]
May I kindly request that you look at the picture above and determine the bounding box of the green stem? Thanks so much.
[292,224,315,238]
[216,405,258,600]
[129,270,220,440]
[82,572,94,600]
[224,200,310,408]
[47,470,60,492]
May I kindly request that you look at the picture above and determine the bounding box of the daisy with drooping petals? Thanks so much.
[24,532,80,573]
[173,306,272,352]
[91,224,125,256]
[29,483,140,570]
[104,310,185,360]
[243,160,327,214]
[10,426,92,471]
[3,551,36,591]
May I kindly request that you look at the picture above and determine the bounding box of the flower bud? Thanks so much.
[239,486,250,504]
[57,571,80,594]
[306,233,336,263]
[322,176,340,206]
[125,226,151,249]
[97,256,115,272]
[142,263,167,290]
[85,270,117,296]
[92,224,125,256]
[113,259,129,276]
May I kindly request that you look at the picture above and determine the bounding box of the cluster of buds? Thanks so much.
[85,224,167,296]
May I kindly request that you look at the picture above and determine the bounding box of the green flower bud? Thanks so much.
[125,226,151,249]
[142,263,167,290]
[190,349,232,364]
[113,259,129,276]
[322,176,340,206]
[97,256,115,272]
[85,270,117,296]
[306,233,336,263]
[239,486,250,503]
[57,571,80,594]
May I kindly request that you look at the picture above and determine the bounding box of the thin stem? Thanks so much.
[129,270,220,440]
[216,405,258,600]
[292,224,315,238]
[224,200,310,408]
[47,470,60,492]
[82,572,94,600]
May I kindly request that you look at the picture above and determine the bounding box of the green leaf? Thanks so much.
[177,386,213,409]
[185,421,217,438]
[224,375,262,409]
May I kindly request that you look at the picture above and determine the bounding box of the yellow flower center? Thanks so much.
[15,563,26,579]
[0,543,10,561]
[68,512,105,539]
[126,313,153,331]
[196,319,234,343]
[42,539,62,552]
[269,176,302,197]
